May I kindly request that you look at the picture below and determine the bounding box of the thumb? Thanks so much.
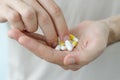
[64,53,80,65]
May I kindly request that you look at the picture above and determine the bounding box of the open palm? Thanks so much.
[8,21,109,71]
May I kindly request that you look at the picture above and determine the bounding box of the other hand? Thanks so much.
[0,0,69,46]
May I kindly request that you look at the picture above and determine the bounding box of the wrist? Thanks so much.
[95,20,110,45]
[98,16,120,45]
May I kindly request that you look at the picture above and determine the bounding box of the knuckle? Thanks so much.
[22,8,35,19]
[41,14,49,24]
[28,26,38,32]
[9,11,20,22]
[51,6,61,17]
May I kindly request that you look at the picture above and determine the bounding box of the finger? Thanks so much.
[0,5,25,31]
[8,29,25,40]
[8,29,67,65]
[63,37,88,65]
[64,53,77,65]
[64,38,90,66]
[6,6,25,31]
[67,64,82,71]
[36,39,47,45]
[19,35,67,65]
[61,66,69,70]
[38,0,70,41]
[64,53,89,67]
[22,31,47,45]
[62,64,81,71]
[70,68,80,71]
[8,0,37,32]
[24,0,58,46]
[8,29,47,46]
[8,29,47,45]
[23,31,46,41]
[8,29,46,43]
[0,5,7,22]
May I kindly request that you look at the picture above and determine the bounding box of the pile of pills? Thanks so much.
[55,34,79,51]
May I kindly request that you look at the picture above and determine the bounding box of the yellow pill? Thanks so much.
[70,34,75,40]
[70,34,79,42]
[73,37,79,42]
[72,41,78,47]
[55,34,79,51]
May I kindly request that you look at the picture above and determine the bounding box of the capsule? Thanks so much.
[73,37,79,42]
[55,34,79,51]
[60,45,66,50]
[72,41,78,47]
[70,34,79,42]
[70,34,75,40]
[65,40,73,51]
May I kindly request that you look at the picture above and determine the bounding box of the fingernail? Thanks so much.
[67,58,75,65]
[64,35,70,41]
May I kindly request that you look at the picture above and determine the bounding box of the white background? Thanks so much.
[0,23,9,80]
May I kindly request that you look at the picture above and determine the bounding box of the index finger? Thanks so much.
[38,0,70,41]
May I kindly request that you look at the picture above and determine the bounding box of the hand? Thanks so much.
[0,0,69,46]
[8,21,109,71]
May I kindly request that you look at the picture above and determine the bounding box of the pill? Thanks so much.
[70,34,75,40]
[65,40,73,51]
[60,45,67,50]
[55,45,61,50]
[59,41,66,50]
[70,34,79,42]
[55,34,79,51]
[73,37,79,42]
[72,41,78,47]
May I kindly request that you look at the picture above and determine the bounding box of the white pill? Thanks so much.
[65,40,73,51]
[73,37,79,42]
[55,45,61,50]
[60,45,66,50]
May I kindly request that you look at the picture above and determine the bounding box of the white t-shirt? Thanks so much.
[8,0,120,80]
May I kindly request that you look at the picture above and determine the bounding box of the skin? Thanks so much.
[0,0,69,46]
[8,20,110,71]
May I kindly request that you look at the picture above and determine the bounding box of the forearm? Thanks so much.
[99,15,120,45]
